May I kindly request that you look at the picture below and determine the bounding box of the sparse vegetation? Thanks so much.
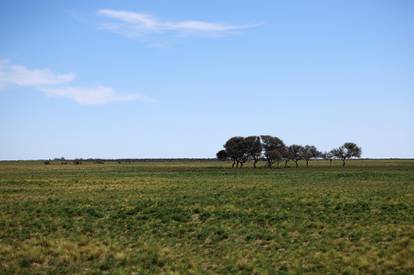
[0,160,413,273]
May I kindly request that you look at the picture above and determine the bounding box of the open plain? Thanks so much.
[0,160,413,273]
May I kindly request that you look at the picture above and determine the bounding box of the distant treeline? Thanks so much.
[43,158,218,165]
[217,136,362,168]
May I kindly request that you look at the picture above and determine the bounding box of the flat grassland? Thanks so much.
[0,160,413,273]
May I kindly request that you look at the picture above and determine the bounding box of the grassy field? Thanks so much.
[0,160,413,273]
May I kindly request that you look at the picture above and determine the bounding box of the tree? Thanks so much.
[321,151,334,167]
[261,135,286,168]
[331,142,362,167]
[244,136,262,168]
[224,137,249,168]
[288,145,304,168]
[216,150,228,161]
[301,145,320,168]
[268,149,283,168]
[281,146,290,168]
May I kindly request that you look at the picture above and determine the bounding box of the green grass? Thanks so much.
[0,160,413,273]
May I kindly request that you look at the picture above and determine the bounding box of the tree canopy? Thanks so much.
[261,135,285,168]
[217,136,361,168]
[331,142,362,166]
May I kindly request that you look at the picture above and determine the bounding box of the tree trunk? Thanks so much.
[240,162,244,168]
[342,159,346,167]
[306,160,309,168]
[266,157,272,168]
[284,160,288,168]
[253,159,258,168]
[232,160,236,168]
[295,160,299,168]
[329,159,332,167]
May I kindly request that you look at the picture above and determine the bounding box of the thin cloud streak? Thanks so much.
[42,85,153,105]
[0,59,75,87]
[0,59,151,105]
[98,9,261,37]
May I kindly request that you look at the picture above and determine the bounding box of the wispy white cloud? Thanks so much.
[0,59,75,87]
[0,59,151,105]
[98,9,261,38]
[42,85,153,105]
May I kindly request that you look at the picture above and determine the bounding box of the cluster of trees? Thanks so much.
[216,136,361,168]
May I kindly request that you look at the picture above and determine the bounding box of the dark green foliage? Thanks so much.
[216,150,228,161]
[224,137,249,168]
[244,136,262,168]
[219,136,361,169]
[261,135,286,168]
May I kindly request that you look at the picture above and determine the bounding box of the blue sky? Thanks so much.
[0,0,413,159]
